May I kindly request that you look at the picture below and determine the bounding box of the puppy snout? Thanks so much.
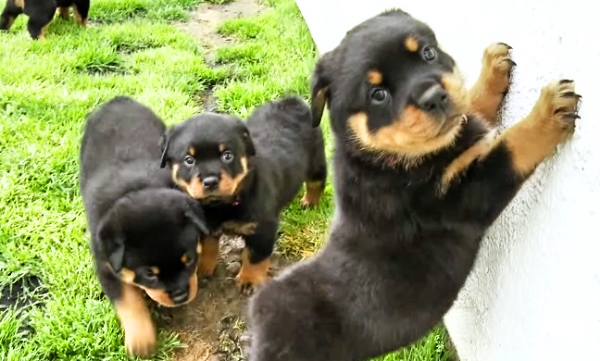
[417,84,449,114]
[202,176,219,190]
[170,289,189,304]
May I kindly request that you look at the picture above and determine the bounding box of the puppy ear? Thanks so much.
[97,220,126,273]
[236,120,256,156]
[159,132,170,169]
[310,51,336,128]
[185,200,210,236]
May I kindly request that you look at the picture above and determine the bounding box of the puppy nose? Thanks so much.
[171,289,188,304]
[417,84,449,113]
[202,176,219,190]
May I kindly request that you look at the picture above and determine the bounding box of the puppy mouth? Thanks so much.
[198,193,238,206]
[142,273,198,307]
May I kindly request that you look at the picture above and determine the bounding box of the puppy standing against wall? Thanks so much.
[0,0,89,39]
[79,96,209,358]
[247,8,582,361]
[159,96,328,294]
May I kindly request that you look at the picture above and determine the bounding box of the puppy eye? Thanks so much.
[221,150,234,163]
[369,88,389,104]
[183,155,195,166]
[421,46,438,62]
[142,268,158,282]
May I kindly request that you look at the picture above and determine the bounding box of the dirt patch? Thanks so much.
[176,0,268,63]
[0,274,47,336]
[176,0,268,113]
[157,236,297,361]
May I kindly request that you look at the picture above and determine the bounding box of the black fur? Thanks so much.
[160,96,327,292]
[247,9,569,361]
[79,96,209,355]
[1,0,89,39]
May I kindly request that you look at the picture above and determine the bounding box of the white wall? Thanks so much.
[295,1,600,360]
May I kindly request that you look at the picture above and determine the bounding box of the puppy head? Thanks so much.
[159,113,255,202]
[97,189,209,307]
[310,9,469,167]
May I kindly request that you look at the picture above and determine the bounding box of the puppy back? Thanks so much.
[80,96,167,185]
[247,96,312,130]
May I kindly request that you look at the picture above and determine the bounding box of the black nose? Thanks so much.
[202,176,219,190]
[171,289,188,304]
[417,84,449,113]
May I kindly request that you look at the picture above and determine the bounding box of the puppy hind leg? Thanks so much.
[73,0,89,27]
[56,6,70,20]
[26,12,53,39]
[1,6,21,31]
[301,131,328,208]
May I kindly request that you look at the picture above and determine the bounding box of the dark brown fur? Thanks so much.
[247,9,581,361]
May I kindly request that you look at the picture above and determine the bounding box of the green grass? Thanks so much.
[0,0,455,360]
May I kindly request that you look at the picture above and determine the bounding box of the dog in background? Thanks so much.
[159,96,328,294]
[79,96,209,357]
[247,8,581,361]
[0,0,89,39]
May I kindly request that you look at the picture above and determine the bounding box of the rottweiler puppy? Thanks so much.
[247,8,582,361]
[0,0,89,39]
[159,96,327,294]
[79,96,209,358]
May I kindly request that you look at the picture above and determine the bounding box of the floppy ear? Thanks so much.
[310,51,336,128]
[159,132,170,168]
[97,221,126,273]
[185,200,210,236]
[236,120,256,156]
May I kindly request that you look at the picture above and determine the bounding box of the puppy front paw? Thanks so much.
[501,79,581,176]
[124,323,156,358]
[198,235,220,277]
[115,285,157,358]
[533,79,581,135]
[236,249,271,295]
[469,42,516,125]
[480,42,516,95]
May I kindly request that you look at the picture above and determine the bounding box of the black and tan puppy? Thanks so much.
[79,96,209,358]
[247,8,582,361]
[0,0,89,39]
[159,96,327,293]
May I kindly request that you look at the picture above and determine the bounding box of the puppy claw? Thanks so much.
[534,79,581,134]
[561,112,580,121]
[559,91,580,99]
[239,283,255,296]
[237,281,257,296]
[235,275,269,296]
